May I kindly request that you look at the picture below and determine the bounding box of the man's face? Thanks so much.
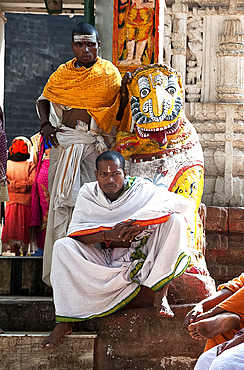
[95,159,127,201]
[71,32,100,68]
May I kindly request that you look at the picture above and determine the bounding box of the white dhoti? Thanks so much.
[43,125,107,286]
[194,342,244,370]
[51,213,190,322]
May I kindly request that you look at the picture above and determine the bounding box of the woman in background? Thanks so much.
[30,133,51,253]
[2,137,36,256]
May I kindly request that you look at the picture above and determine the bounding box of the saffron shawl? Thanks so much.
[204,273,244,351]
[68,176,193,237]
[43,57,131,133]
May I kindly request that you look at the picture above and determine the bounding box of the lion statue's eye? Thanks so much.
[140,88,150,99]
[166,86,176,95]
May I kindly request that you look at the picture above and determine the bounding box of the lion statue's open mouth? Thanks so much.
[135,112,181,146]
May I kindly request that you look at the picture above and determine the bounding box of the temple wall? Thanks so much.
[164,0,244,206]
[95,0,114,61]
[3,13,83,145]
[97,0,244,208]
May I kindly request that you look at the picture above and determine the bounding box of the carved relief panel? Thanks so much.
[216,18,244,102]
[113,0,162,75]
[185,16,204,102]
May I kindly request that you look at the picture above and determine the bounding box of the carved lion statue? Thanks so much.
[116,64,207,275]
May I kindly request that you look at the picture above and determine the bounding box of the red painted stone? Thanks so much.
[205,206,228,233]
[229,207,244,233]
[206,234,228,250]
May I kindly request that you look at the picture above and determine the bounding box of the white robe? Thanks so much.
[36,96,115,285]
[50,177,193,321]
[194,342,244,370]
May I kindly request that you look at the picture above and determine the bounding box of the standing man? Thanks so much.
[37,22,131,286]
[42,150,192,348]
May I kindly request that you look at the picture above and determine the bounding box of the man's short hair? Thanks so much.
[96,151,125,171]
[72,22,99,42]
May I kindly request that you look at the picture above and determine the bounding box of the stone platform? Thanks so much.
[0,332,96,370]
[0,296,205,370]
[1,205,243,368]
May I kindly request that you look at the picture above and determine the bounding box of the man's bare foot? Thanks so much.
[41,322,73,348]
[155,290,174,318]
[193,307,223,323]
[188,312,240,340]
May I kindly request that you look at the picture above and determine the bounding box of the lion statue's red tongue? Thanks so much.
[148,129,167,146]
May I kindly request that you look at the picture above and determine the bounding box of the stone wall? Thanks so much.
[164,0,244,207]
[4,13,83,145]
[205,206,244,287]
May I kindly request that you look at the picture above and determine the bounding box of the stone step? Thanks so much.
[0,296,55,331]
[0,332,97,370]
[0,269,216,331]
[92,304,205,370]
[0,296,205,369]
[0,256,52,296]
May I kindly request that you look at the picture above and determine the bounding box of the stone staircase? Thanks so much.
[0,257,97,369]
[1,206,242,369]
[0,257,209,370]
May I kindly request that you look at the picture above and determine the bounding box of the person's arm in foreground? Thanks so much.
[183,288,234,330]
[38,100,64,148]
[73,220,148,248]
[216,329,244,355]
[116,72,131,121]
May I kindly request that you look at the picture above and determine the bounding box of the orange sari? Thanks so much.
[205,273,244,351]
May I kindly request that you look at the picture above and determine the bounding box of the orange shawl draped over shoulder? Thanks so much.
[205,273,244,351]
[43,57,131,133]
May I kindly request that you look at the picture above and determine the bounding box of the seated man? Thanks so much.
[42,150,193,348]
[194,329,244,369]
[184,273,244,351]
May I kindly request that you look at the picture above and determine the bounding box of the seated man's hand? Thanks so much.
[108,220,147,243]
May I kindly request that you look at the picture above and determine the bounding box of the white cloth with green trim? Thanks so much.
[67,176,193,237]
[51,177,192,321]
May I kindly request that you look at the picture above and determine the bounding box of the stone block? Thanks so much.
[228,234,244,250]
[0,332,96,370]
[168,273,216,304]
[207,264,244,287]
[228,207,244,233]
[0,296,55,331]
[206,233,228,251]
[94,305,205,370]
[206,249,244,266]
[205,206,228,232]
[0,257,52,296]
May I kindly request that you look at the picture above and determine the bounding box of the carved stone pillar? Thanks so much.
[185,16,203,102]
[171,0,188,83]
[163,13,172,66]
[216,19,244,102]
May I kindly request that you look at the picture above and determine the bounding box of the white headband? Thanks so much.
[73,34,96,43]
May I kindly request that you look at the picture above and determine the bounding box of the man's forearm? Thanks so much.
[72,231,131,248]
[39,99,50,124]
[116,92,129,121]
[201,288,234,312]
[73,231,104,245]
